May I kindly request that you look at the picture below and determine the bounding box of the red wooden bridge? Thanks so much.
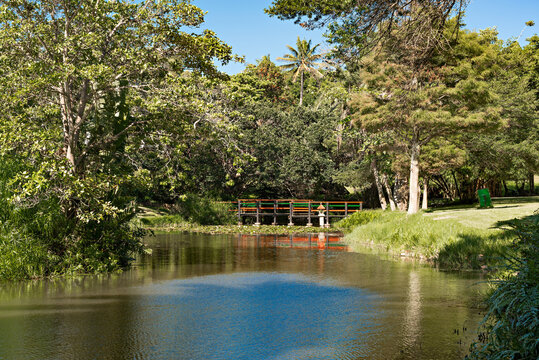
[226,199,363,227]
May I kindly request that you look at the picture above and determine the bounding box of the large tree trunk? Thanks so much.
[529,172,535,195]
[395,174,408,211]
[382,174,397,211]
[299,71,304,106]
[452,171,461,200]
[407,141,421,214]
[371,159,388,210]
[422,179,428,210]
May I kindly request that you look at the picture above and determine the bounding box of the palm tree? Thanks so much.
[277,37,323,106]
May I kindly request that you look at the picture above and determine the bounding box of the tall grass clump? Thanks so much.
[335,209,384,232]
[344,211,510,269]
[467,212,539,359]
[0,232,56,280]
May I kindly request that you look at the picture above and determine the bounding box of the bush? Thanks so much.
[174,194,236,225]
[1,197,147,279]
[62,207,146,273]
[1,154,147,280]
[335,209,384,232]
[0,232,56,280]
[467,212,539,359]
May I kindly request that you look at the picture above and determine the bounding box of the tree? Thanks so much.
[351,26,505,213]
[462,35,539,196]
[0,0,235,176]
[267,0,470,213]
[277,37,323,106]
[0,0,237,273]
[266,0,467,64]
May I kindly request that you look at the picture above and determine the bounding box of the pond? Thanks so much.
[0,232,486,359]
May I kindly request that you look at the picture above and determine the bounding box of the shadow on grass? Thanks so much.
[437,231,514,270]
[494,212,539,227]
[491,196,539,204]
[438,211,539,270]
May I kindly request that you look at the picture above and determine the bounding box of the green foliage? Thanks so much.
[267,0,466,64]
[174,194,236,226]
[138,195,235,227]
[0,233,55,280]
[467,213,539,359]
[335,209,383,232]
[229,56,289,105]
[234,104,342,198]
[0,0,240,280]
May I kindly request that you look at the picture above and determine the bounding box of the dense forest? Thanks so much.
[0,0,537,277]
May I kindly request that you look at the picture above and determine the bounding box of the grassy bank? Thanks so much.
[340,197,539,270]
[145,223,336,235]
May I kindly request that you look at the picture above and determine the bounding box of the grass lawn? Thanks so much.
[423,196,539,229]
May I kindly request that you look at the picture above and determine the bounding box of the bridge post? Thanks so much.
[307,201,313,227]
[325,201,330,228]
[237,199,242,225]
[272,200,277,225]
[345,202,348,217]
[255,200,261,226]
[288,200,294,226]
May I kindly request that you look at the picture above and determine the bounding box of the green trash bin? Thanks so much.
[477,188,492,208]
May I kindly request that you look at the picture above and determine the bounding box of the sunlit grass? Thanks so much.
[423,196,539,229]
[344,211,511,269]
[338,200,539,270]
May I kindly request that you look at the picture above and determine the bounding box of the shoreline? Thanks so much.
[143,223,340,235]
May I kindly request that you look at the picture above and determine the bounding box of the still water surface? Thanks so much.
[0,233,486,359]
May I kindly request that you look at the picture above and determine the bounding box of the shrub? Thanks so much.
[467,212,539,359]
[174,194,236,225]
[1,154,147,280]
[334,209,384,232]
[0,232,57,280]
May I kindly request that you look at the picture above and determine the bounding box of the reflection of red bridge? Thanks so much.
[236,233,348,251]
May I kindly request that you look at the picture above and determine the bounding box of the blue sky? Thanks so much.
[192,0,539,74]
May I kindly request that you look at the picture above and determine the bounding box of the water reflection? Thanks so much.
[0,232,485,360]
[403,271,422,354]
[234,233,348,251]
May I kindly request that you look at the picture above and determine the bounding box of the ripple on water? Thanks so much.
[127,272,382,360]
